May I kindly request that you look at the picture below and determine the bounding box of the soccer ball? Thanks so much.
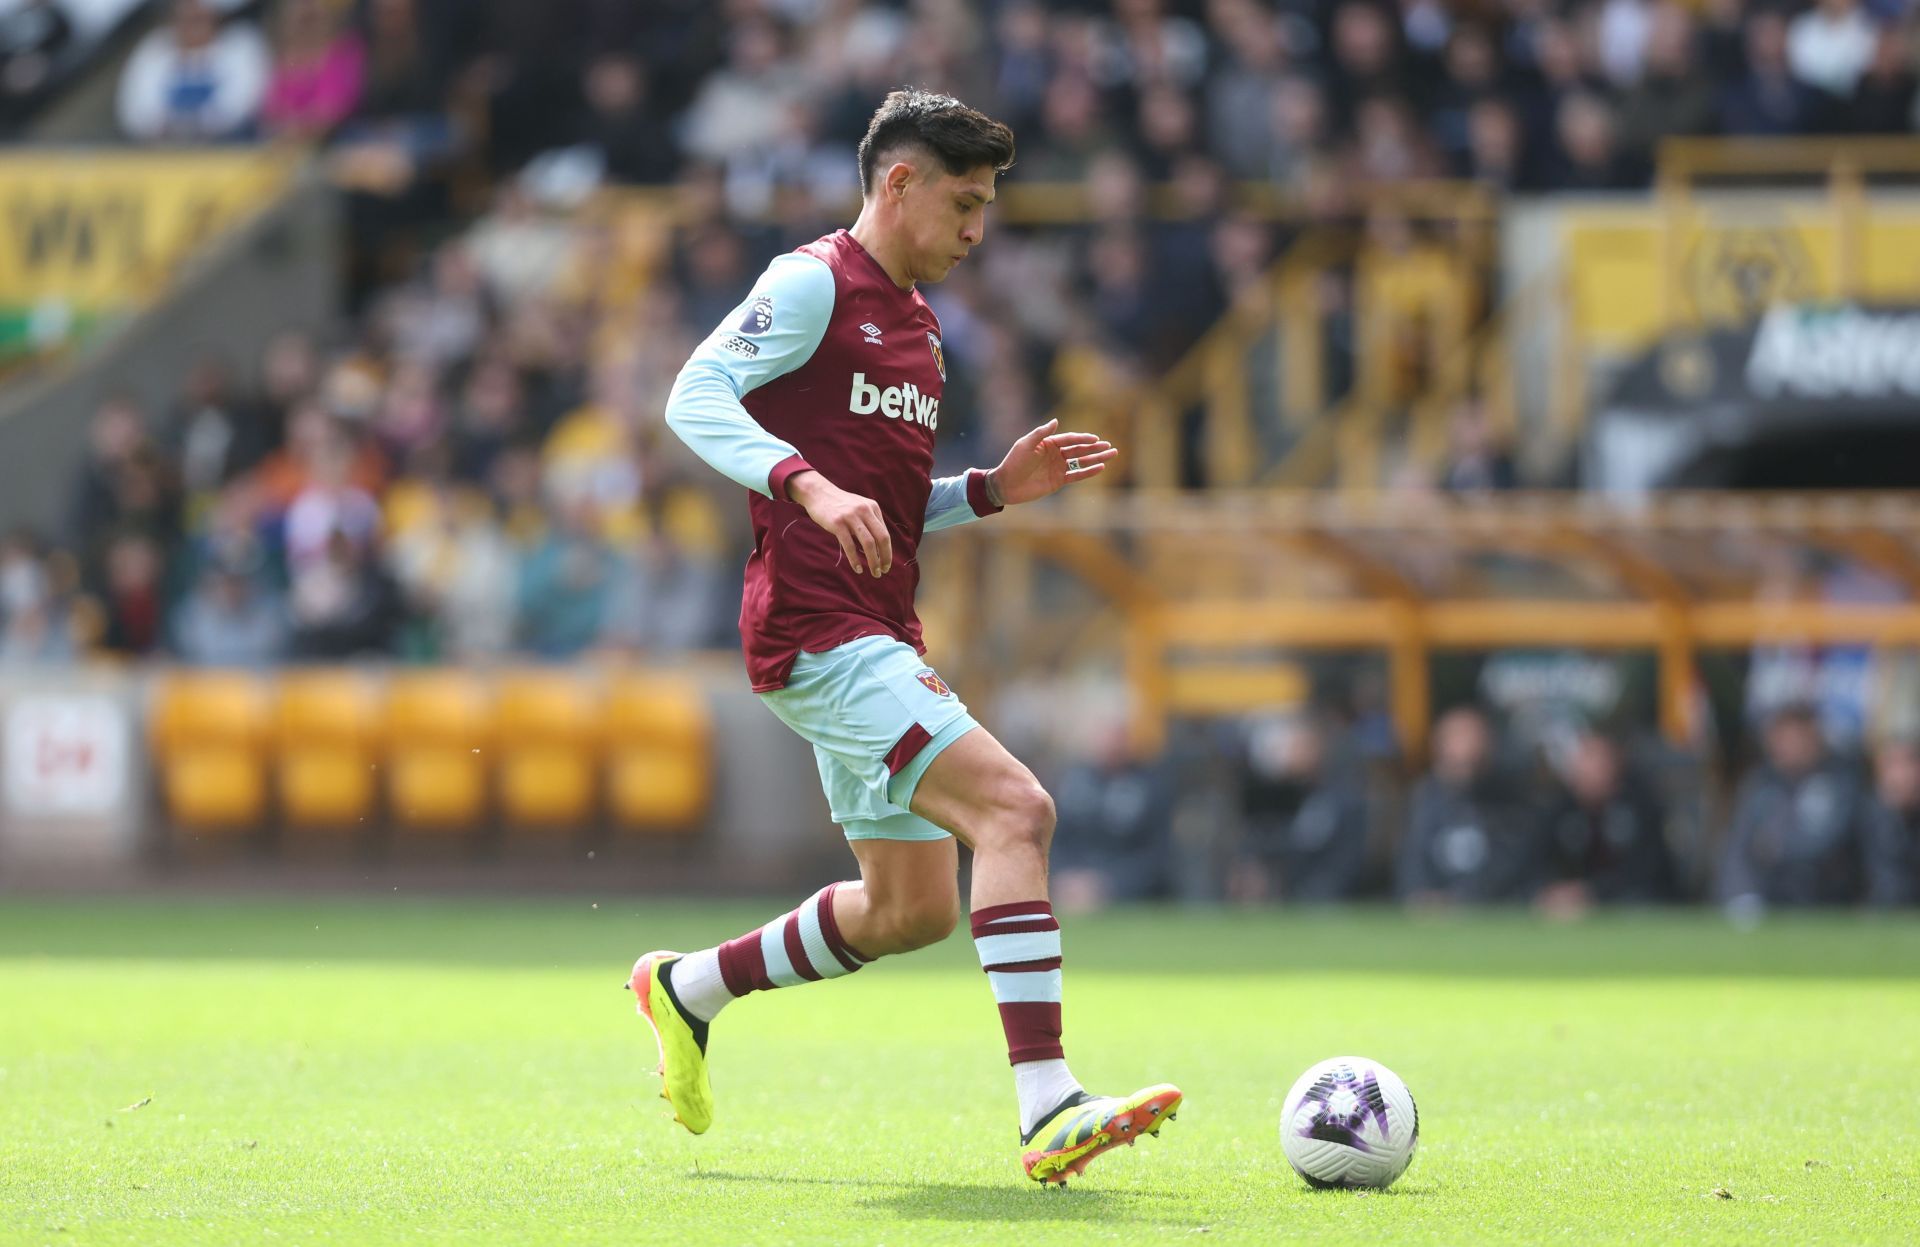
[1280,1056,1419,1189]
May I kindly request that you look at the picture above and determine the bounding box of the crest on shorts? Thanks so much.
[916,668,952,697]
[926,331,945,381]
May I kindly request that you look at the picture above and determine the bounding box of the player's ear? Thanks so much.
[886,160,915,203]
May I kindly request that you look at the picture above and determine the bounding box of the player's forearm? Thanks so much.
[923,469,1007,533]
[666,359,809,498]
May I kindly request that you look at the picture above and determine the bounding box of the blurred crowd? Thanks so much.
[8,0,1916,896]
[1045,698,1920,913]
[10,298,735,665]
[73,0,1920,496]
[103,0,1920,187]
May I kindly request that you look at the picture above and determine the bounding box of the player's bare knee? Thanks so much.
[1009,780,1055,854]
[976,780,1054,859]
[887,892,958,951]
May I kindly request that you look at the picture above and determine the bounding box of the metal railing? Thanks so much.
[939,492,1920,758]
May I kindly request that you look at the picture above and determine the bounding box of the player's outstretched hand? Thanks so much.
[787,470,892,577]
[988,419,1118,506]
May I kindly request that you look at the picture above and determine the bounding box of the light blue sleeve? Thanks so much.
[924,472,994,532]
[665,252,836,498]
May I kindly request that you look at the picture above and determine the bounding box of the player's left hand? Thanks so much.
[987,419,1118,506]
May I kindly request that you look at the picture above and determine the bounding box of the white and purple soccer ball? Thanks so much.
[1280,1056,1419,1190]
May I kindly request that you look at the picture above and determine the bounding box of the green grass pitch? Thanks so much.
[2,899,1916,1245]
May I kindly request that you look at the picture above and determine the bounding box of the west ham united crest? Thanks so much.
[916,668,952,697]
[926,331,945,381]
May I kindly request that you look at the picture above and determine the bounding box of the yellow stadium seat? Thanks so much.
[382,672,491,833]
[494,671,599,831]
[150,673,270,835]
[604,673,711,834]
[275,672,379,831]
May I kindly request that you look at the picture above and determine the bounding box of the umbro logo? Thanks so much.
[860,323,883,344]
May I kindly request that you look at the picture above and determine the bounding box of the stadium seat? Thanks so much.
[604,673,711,834]
[274,672,379,831]
[382,672,491,834]
[150,672,271,835]
[493,671,599,831]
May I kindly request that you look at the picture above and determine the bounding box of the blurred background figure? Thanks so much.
[1398,706,1542,906]
[1718,703,1872,916]
[1049,715,1175,913]
[116,0,269,142]
[1865,738,1920,908]
[1534,731,1679,917]
[172,544,288,667]
[0,0,72,125]
[1232,714,1370,904]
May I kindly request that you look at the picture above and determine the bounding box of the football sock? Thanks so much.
[1015,1061,1088,1140]
[971,900,1084,1135]
[679,883,872,1023]
[654,958,710,1053]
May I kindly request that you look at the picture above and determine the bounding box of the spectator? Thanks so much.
[1596,0,1656,89]
[1718,703,1873,914]
[1429,25,1503,168]
[1205,0,1289,179]
[1050,717,1176,912]
[988,0,1050,138]
[117,0,270,142]
[1327,1,1403,120]
[1844,26,1916,133]
[1461,97,1534,191]
[261,0,365,141]
[172,549,288,666]
[1720,9,1814,136]
[1266,75,1332,186]
[1398,706,1543,904]
[288,527,402,659]
[571,52,682,186]
[66,396,149,554]
[516,500,625,658]
[1349,95,1441,183]
[1615,4,1717,169]
[449,356,527,484]
[1536,733,1680,914]
[1020,72,1111,182]
[465,187,573,308]
[383,246,490,370]
[679,16,808,165]
[385,485,516,660]
[1132,82,1201,180]
[0,530,76,665]
[0,0,72,123]
[1549,91,1639,190]
[97,531,166,656]
[1234,715,1371,904]
[597,497,726,656]
[1787,0,1880,100]
[283,426,381,576]
[371,358,448,461]
[165,353,265,503]
[1864,738,1920,906]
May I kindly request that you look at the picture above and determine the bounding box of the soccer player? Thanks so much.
[630,89,1180,1185]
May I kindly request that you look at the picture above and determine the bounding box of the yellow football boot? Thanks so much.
[1021,1083,1183,1185]
[627,951,714,1135]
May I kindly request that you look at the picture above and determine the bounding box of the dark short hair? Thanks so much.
[857,88,1015,197]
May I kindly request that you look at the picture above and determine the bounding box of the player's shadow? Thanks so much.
[691,1170,1188,1223]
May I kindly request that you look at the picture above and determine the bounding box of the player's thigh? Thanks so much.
[761,636,976,826]
[850,834,960,917]
[907,723,1052,849]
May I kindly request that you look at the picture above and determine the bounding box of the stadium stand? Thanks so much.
[4,0,1920,910]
